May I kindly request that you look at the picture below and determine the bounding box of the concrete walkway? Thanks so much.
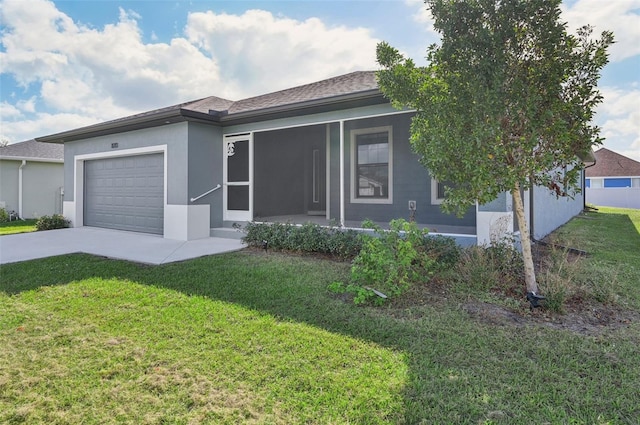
[0,227,245,265]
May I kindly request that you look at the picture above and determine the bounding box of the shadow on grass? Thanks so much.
[2,249,639,423]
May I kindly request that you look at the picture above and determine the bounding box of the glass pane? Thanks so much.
[227,140,249,182]
[356,132,388,198]
[228,185,249,210]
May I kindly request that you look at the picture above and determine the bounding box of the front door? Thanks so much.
[224,134,252,221]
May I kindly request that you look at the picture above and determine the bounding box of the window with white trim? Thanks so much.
[350,126,392,204]
[632,178,640,188]
[431,178,449,205]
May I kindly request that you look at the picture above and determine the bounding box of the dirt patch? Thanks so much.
[462,300,640,336]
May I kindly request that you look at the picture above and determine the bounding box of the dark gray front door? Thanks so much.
[84,154,164,234]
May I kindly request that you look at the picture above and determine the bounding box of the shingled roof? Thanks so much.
[36,71,383,143]
[586,148,640,178]
[0,139,64,162]
[227,71,378,114]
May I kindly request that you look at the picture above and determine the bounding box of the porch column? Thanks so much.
[339,120,345,226]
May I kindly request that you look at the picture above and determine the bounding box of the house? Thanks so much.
[585,148,640,209]
[0,139,64,219]
[35,71,586,244]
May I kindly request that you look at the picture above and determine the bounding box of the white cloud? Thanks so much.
[0,0,381,142]
[561,0,640,62]
[597,87,640,159]
[405,0,437,35]
[16,96,37,113]
[184,9,379,97]
[0,102,22,119]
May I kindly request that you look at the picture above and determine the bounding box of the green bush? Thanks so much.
[36,214,71,231]
[340,219,440,305]
[243,221,361,259]
[0,208,9,223]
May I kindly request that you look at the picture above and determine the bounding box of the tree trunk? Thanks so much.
[511,183,539,294]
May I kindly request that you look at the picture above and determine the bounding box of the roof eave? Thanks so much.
[35,109,221,143]
[0,156,64,163]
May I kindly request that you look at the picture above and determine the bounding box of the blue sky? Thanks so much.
[1,0,639,160]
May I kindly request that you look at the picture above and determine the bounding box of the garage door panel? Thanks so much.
[84,154,164,234]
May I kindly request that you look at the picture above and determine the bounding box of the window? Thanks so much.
[589,178,603,189]
[632,178,640,188]
[431,178,448,205]
[350,126,392,203]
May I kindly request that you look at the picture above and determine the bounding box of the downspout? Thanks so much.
[339,120,345,227]
[18,160,26,219]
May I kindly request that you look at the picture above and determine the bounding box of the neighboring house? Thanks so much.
[35,71,587,244]
[0,139,64,219]
[585,148,640,209]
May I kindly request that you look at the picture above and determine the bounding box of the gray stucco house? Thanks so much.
[35,71,585,243]
[0,140,64,219]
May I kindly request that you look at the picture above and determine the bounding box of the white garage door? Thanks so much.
[84,154,164,234]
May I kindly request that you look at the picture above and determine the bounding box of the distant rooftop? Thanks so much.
[0,139,64,161]
[586,148,640,178]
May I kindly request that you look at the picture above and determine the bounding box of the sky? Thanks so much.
[1,0,639,160]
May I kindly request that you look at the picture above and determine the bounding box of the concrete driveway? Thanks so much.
[0,227,245,265]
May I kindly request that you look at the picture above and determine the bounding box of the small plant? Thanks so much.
[335,219,438,305]
[36,214,70,231]
[450,241,524,295]
[0,208,9,223]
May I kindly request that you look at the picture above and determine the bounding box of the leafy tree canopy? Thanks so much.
[377,0,614,216]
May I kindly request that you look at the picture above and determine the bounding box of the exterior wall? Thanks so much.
[0,160,19,212]
[187,123,224,228]
[342,114,476,228]
[586,188,640,209]
[532,183,583,240]
[63,123,212,240]
[22,161,64,218]
[0,159,63,218]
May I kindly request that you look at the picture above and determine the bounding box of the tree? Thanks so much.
[376,0,613,296]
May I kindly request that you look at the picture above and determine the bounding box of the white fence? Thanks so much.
[586,188,640,209]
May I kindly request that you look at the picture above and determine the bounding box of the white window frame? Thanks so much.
[631,177,640,188]
[431,178,446,205]
[350,126,393,204]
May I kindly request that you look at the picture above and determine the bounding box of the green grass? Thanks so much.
[0,219,37,235]
[552,207,640,309]
[1,208,639,424]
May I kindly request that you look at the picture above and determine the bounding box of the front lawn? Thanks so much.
[0,219,37,235]
[1,208,639,424]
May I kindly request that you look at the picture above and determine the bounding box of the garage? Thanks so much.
[84,153,164,234]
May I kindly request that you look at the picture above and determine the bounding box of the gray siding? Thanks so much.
[22,161,64,218]
[0,159,63,218]
[0,160,19,212]
[187,123,223,228]
[342,114,475,227]
[532,183,583,240]
[64,123,189,204]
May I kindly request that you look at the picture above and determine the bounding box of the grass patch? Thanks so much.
[0,219,37,235]
[1,208,639,423]
[551,207,640,309]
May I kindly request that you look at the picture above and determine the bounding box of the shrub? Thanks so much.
[0,208,8,223]
[243,221,361,259]
[36,214,70,231]
[340,219,440,305]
